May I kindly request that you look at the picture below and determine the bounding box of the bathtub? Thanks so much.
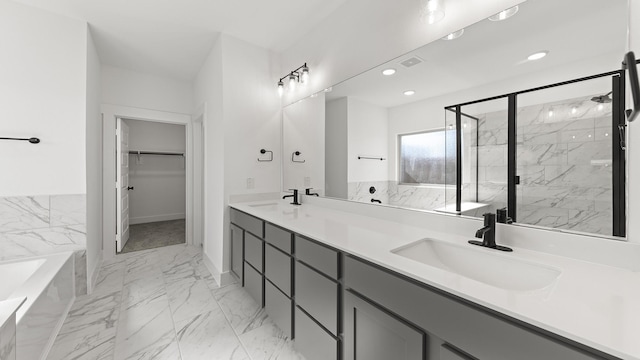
[0,252,75,360]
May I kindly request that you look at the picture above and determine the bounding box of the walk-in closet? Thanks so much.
[119,119,187,253]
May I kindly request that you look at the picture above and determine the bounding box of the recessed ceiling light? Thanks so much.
[527,51,548,61]
[382,68,396,76]
[404,90,416,96]
[442,29,464,41]
[488,5,519,21]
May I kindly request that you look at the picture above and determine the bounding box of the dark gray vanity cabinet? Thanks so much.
[344,255,610,360]
[230,224,243,281]
[343,290,425,360]
[294,235,340,360]
[230,208,265,306]
[264,223,293,338]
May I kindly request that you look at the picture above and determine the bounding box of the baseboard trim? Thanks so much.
[202,253,235,287]
[130,214,185,225]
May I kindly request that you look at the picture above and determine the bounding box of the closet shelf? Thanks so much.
[128,150,184,156]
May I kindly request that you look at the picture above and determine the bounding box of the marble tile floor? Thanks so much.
[122,219,186,253]
[47,244,306,360]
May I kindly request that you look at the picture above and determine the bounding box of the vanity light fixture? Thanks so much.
[488,5,519,21]
[420,0,445,25]
[527,51,548,61]
[404,90,416,96]
[442,29,464,40]
[382,68,397,76]
[276,63,309,97]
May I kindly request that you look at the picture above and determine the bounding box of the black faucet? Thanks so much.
[282,189,301,205]
[469,213,512,252]
[496,208,513,224]
[305,188,319,196]
[371,198,382,204]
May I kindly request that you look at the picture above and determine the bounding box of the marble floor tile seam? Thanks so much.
[208,287,255,360]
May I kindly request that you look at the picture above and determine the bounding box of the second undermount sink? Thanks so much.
[391,239,561,291]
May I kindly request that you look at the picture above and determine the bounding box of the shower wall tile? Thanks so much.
[518,144,568,166]
[0,196,49,233]
[545,165,612,189]
[477,145,506,167]
[348,181,389,204]
[473,94,615,236]
[50,194,86,227]
[567,142,611,165]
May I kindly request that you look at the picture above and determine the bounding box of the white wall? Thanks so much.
[101,65,194,114]
[0,0,87,196]
[85,28,102,291]
[347,97,389,183]
[279,0,522,104]
[283,93,326,191]
[194,34,281,280]
[125,120,186,224]
[325,98,348,198]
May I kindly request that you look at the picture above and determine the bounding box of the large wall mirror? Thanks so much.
[282,0,629,240]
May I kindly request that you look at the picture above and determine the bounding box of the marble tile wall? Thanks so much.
[0,313,16,360]
[348,181,455,212]
[472,95,613,235]
[0,195,87,294]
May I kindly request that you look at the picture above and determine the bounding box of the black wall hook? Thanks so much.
[0,137,40,144]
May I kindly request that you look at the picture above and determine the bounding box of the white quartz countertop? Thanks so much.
[230,199,640,360]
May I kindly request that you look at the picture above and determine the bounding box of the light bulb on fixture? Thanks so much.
[442,29,464,41]
[597,104,604,111]
[548,109,554,118]
[277,80,284,97]
[488,5,519,21]
[421,0,445,25]
[571,106,578,115]
[288,73,297,92]
[300,64,309,84]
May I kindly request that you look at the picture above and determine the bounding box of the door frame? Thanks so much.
[102,104,199,260]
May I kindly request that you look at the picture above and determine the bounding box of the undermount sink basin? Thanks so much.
[248,202,279,210]
[391,239,561,291]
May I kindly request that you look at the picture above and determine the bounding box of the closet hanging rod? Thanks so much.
[128,150,184,156]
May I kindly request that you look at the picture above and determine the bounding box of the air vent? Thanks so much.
[399,56,424,68]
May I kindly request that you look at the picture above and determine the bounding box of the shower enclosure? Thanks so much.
[445,70,626,237]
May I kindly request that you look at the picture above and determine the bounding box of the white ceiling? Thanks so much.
[10,0,347,80]
[325,0,628,108]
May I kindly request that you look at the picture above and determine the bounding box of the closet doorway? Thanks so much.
[118,119,187,253]
[102,104,201,261]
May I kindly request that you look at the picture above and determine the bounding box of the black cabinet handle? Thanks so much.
[127,186,134,190]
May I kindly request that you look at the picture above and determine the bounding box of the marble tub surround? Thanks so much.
[0,194,87,295]
[47,244,305,360]
[348,180,455,211]
[468,95,614,235]
[232,198,640,360]
[0,297,26,360]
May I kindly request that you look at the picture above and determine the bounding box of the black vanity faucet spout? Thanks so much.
[305,188,319,196]
[283,189,301,205]
[468,213,513,252]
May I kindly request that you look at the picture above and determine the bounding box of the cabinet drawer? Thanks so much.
[295,261,339,335]
[295,235,338,279]
[294,307,338,360]
[244,232,263,272]
[265,280,292,338]
[244,262,263,306]
[230,208,264,238]
[441,344,475,360]
[230,224,243,281]
[265,244,292,296]
[265,223,292,253]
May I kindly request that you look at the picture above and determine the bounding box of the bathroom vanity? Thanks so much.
[229,199,639,360]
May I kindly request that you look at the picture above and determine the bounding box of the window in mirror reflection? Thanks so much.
[398,129,456,185]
